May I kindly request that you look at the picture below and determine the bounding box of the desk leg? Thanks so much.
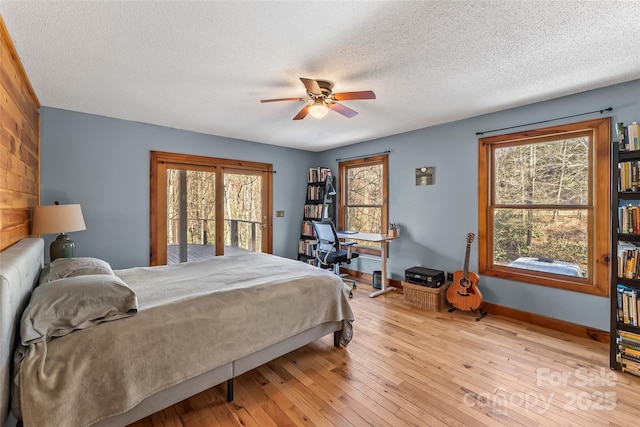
[369,240,396,298]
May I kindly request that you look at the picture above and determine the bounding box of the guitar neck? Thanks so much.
[463,243,471,280]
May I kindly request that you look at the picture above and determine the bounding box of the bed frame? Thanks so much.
[0,238,344,427]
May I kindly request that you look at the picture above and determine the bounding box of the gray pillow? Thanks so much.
[21,274,138,345]
[42,257,114,284]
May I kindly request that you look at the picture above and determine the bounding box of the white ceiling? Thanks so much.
[2,1,640,152]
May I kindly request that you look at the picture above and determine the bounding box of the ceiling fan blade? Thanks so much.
[293,105,310,120]
[333,90,376,101]
[328,102,358,118]
[300,78,322,96]
[260,97,306,103]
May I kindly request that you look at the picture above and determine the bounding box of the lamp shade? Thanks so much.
[32,204,86,235]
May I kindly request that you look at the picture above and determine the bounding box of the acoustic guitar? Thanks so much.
[446,233,483,312]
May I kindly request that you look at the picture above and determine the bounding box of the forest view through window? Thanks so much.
[338,154,388,255]
[478,118,610,295]
[492,138,588,275]
[150,151,273,266]
[166,169,264,264]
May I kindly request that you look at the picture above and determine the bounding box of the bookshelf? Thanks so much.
[298,167,336,265]
[611,123,640,377]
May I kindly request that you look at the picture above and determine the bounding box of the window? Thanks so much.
[338,154,389,256]
[478,118,610,296]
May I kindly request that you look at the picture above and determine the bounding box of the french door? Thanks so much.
[150,151,273,266]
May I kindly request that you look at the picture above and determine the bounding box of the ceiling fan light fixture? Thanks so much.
[261,78,375,120]
[308,100,329,118]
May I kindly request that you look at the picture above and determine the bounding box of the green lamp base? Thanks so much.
[50,233,76,262]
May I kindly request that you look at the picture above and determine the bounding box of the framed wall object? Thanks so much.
[416,167,435,186]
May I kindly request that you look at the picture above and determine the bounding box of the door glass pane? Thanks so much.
[493,208,588,278]
[224,172,263,253]
[167,168,216,264]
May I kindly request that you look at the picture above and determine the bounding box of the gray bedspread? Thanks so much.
[17,252,354,427]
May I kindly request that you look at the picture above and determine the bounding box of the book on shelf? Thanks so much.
[618,329,640,345]
[623,289,630,324]
[617,286,624,321]
[303,204,324,219]
[307,167,332,183]
[617,244,640,279]
[298,238,317,257]
[617,285,640,325]
[621,359,640,375]
[616,330,640,375]
[618,121,640,151]
[618,344,640,360]
[618,205,640,233]
[618,162,640,191]
[307,185,326,201]
[617,333,640,361]
[620,354,640,371]
[622,365,640,378]
[618,352,640,373]
[618,329,640,339]
[301,220,315,237]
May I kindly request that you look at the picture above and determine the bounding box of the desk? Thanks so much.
[337,231,399,297]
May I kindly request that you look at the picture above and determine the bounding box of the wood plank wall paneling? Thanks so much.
[0,16,40,251]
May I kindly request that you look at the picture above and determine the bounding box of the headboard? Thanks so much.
[0,238,43,427]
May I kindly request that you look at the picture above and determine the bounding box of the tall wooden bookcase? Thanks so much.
[298,167,336,265]
[611,124,640,377]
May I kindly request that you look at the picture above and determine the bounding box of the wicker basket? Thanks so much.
[402,281,450,311]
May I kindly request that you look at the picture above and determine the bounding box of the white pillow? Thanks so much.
[21,274,138,345]
[41,257,114,284]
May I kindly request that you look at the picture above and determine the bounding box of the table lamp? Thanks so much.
[31,202,86,261]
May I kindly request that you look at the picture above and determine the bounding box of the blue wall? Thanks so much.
[316,79,640,331]
[41,79,640,330]
[39,108,316,269]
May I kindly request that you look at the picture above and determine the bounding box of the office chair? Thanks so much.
[312,220,359,298]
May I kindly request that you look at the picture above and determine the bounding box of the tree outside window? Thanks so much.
[478,118,610,295]
[338,154,389,256]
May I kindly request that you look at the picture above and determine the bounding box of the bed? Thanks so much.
[0,238,354,427]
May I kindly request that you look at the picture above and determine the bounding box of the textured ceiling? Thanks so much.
[2,1,640,152]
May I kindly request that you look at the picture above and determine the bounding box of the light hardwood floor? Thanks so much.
[130,282,640,426]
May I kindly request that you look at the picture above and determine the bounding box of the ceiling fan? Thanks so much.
[260,78,376,120]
